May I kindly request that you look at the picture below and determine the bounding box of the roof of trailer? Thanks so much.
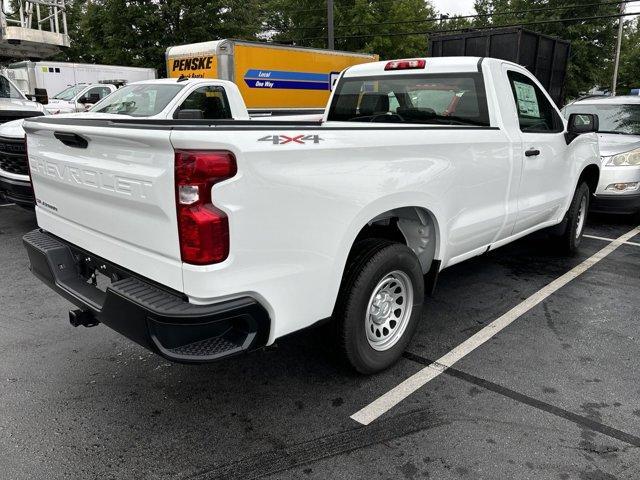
[165,39,377,59]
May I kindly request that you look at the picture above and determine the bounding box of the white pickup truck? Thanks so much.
[0,78,254,207]
[22,57,601,374]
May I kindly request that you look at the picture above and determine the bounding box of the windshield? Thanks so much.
[52,85,85,101]
[563,103,640,135]
[0,75,24,99]
[90,84,184,117]
[328,74,490,126]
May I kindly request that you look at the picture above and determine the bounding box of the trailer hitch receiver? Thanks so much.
[69,309,99,328]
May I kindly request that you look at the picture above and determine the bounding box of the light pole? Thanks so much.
[611,1,625,96]
[327,0,335,50]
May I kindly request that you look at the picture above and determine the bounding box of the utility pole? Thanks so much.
[611,1,625,96]
[327,0,335,50]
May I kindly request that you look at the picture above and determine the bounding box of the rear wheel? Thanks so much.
[555,182,590,255]
[333,239,424,374]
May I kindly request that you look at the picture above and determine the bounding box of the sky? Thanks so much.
[430,0,477,16]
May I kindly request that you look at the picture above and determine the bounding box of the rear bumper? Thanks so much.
[0,175,34,207]
[591,192,640,215]
[23,229,270,363]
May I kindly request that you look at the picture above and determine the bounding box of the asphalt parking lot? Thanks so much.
[1,203,639,480]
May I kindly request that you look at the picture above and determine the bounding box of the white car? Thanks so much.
[23,57,600,374]
[45,83,118,114]
[563,95,640,216]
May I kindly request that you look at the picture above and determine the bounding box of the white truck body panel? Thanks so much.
[24,57,600,344]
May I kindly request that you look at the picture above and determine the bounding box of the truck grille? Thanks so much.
[0,137,28,176]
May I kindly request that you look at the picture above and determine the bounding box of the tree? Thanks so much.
[471,0,621,98]
[58,0,267,74]
[263,0,438,59]
[617,19,640,94]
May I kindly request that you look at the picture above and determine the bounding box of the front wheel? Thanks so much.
[333,239,424,374]
[555,182,590,255]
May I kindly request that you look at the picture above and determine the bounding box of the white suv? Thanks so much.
[563,96,640,216]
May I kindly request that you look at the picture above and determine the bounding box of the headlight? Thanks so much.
[605,148,640,166]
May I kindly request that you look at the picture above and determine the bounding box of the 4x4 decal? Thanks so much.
[258,134,323,145]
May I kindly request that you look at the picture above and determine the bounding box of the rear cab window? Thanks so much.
[327,73,490,126]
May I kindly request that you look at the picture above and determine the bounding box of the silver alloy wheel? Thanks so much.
[576,195,587,240]
[365,270,414,351]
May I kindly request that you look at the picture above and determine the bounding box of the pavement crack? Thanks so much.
[403,351,640,449]
[178,409,449,480]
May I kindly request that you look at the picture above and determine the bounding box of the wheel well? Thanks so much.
[351,207,438,273]
[578,164,599,194]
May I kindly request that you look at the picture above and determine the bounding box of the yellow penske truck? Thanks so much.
[165,39,377,114]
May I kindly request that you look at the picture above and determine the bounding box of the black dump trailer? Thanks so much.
[428,27,571,107]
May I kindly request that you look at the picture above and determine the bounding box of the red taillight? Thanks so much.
[384,59,426,71]
[174,149,237,265]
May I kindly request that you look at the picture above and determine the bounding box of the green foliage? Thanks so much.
[263,0,437,59]
[51,0,637,98]
[471,0,622,98]
[58,0,266,74]
[618,20,640,94]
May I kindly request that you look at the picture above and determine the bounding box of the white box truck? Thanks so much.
[165,39,377,114]
[5,61,156,97]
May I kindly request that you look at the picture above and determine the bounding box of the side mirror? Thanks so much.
[175,109,204,120]
[77,96,88,104]
[34,88,48,105]
[565,113,599,144]
[88,93,101,104]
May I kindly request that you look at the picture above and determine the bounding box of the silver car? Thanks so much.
[563,96,640,216]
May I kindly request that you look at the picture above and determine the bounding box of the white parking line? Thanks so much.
[584,234,640,248]
[351,225,640,425]
[0,202,16,207]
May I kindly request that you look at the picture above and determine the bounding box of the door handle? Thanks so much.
[525,148,540,157]
[54,131,88,149]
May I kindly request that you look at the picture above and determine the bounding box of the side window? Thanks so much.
[84,87,111,103]
[507,71,563,133]
[175,86,232,120]
[0,75,23,99]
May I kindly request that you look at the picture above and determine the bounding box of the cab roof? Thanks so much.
[342,57,496,77]
[569,95,640,106]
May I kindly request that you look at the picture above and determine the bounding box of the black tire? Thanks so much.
[333,239,424,374]
[555,182,590,255]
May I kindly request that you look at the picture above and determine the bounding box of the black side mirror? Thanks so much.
[34,88,48,105]
[88,93,101,104]
[565,113,599,144]
[175,109,204,120]
[77,96,87,104]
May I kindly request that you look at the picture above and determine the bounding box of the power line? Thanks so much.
[281,0,639,33]
[335,0,638,29]
[285,11,640,43]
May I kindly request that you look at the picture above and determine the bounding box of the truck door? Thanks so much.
[506,69,569,233]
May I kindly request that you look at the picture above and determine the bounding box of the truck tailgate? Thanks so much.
[25,120,183,292]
